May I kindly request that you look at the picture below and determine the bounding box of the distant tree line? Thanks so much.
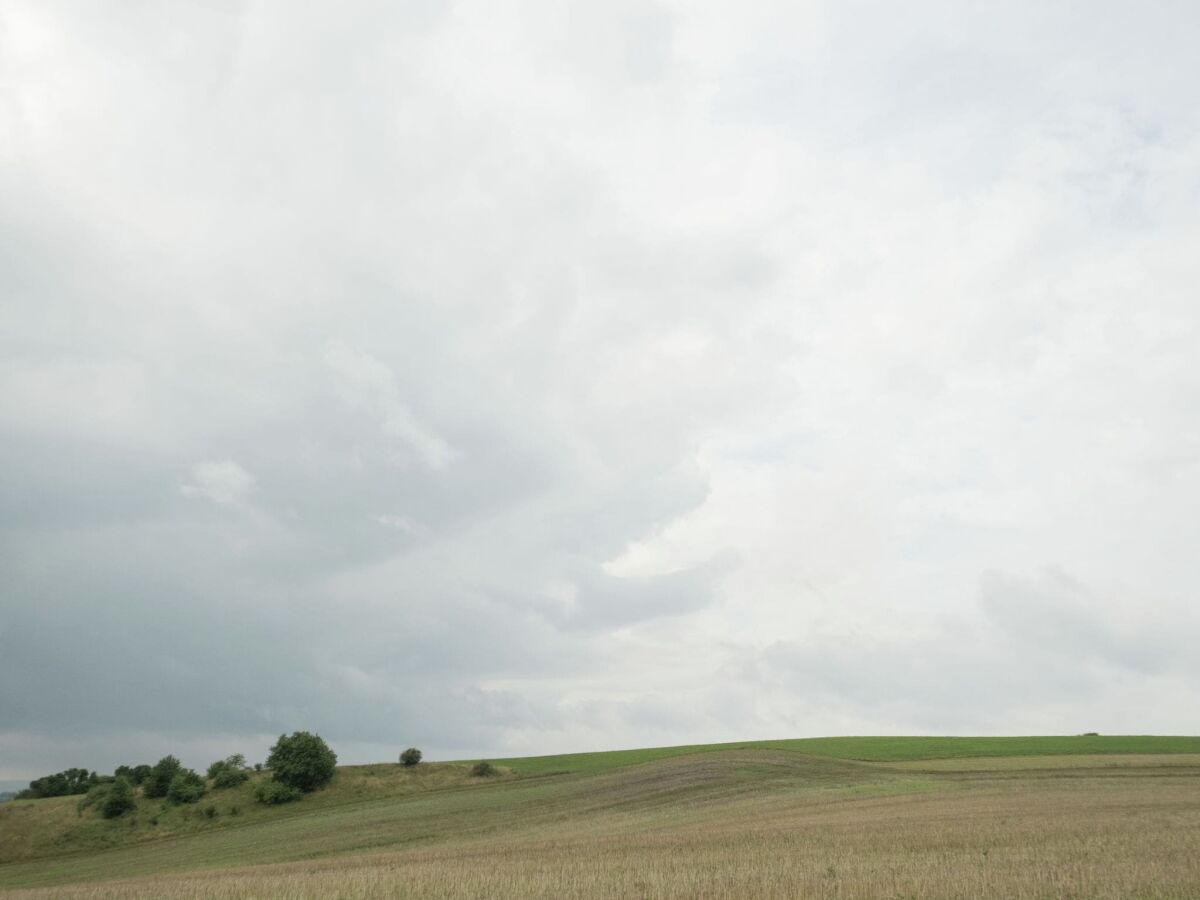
[17,768,98,799]
[15,732,341,817]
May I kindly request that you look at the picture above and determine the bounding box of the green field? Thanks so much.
[487,733,1200,774]
[2,735,1199,898]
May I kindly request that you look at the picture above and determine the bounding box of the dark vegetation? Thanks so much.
[399,747,422,767]
[114,765,152,786]
[254,781,301,805]
[206,755,250,789]
[143,756,183,800]
[14,731,346,819]
[17,769,98,799]
[470,761,498,777]
[266,732,338,794]
[166,771,206,805]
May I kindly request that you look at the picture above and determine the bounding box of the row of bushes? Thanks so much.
[22,737,503,820]
[17,768,98,799]
[53,733,338,819]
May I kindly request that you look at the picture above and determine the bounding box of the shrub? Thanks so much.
[114,768,152,787]
[207,754,250,789]
[144,756,183,799]
[19,768,97,799]
[166,770,206,805]
[400,747,422,767]
[470,761,498,777]
[76,784,108,815]
[204,804,218,819]
[102,777,136,819]
[266,732,337,792]
[254,781,300,805]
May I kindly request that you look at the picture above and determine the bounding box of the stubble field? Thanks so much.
[2,737,1198,898]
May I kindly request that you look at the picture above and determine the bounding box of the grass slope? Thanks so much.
[2,735,1199,897]
[484,734,1200,775]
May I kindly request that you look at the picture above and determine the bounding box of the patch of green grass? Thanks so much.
[480,735,1200,775]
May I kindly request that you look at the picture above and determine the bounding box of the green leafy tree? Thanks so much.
[114,764,153,786]
[144,756,183,799]
[167,770,206,805]
[266,732,337,793]
[206,754,250,789]
[400,747,422,767]
[102,777,136,818]
[18,768,97,799]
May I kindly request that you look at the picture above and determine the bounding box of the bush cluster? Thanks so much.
[143,756,183,799]
[254,780,301,805]
[17,768,97,799]
[167,770,207,805]
[20,731,347,815]
[400,747,422,767]
[114,764,153,786]
[207,754,251,789]
[102,777,136,818]
[75,777,137,819]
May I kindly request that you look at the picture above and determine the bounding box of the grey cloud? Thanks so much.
[980,568,1189,675]
[2,0,1199,778]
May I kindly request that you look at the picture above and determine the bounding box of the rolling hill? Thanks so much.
[2,735,1199,898]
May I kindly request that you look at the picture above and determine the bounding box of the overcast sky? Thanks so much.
[2,0,1199,781]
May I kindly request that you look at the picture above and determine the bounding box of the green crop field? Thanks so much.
[486,733,1200,774]
[2,735,1199,898]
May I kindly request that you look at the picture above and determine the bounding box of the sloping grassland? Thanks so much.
[2,736,1199,898]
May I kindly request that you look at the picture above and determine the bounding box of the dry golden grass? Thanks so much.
[3,751,1198,898]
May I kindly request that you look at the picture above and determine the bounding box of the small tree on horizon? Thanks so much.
[400,747,422,767]
[266,732,337,793]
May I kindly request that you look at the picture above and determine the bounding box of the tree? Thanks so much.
[115,764,152,786]
[102,777,136,818]
[18,768,97,799]
[207,754,250,789]
[399,747,422,767]
[167,770,206,805]
[266,732,337,793]
[144,756,183,799]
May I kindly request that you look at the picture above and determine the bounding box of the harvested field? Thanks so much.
[2,744,1199,898]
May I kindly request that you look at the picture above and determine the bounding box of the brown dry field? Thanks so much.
[3,750,1199,899]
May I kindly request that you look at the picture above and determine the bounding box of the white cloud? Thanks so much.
[1,0,1198,772]
[325,341,458,471]
[180,460,256,506]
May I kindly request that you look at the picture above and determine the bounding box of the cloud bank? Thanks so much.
[1,0,1198,777]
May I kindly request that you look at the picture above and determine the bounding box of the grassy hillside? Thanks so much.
[2,736,1199,898]
[484,734,1200,775]
[0,763,501,866]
